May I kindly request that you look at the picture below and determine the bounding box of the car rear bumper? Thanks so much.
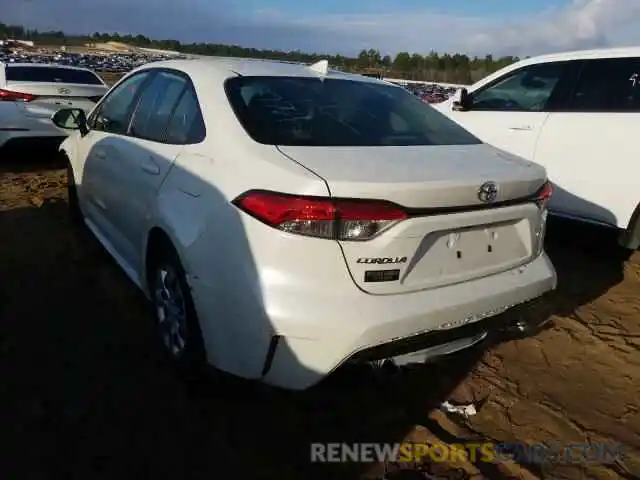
[0,128,66,151]
[0,101,69,149]
[262,252,555,389]
[192,250,556,390]
[0,134,66,152]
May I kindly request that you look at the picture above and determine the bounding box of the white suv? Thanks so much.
[53,58,556,390]
[435,47,640,250]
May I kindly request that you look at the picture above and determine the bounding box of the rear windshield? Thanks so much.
[224,76,480,146]
[5,66,103,85]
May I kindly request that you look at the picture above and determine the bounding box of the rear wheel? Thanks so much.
[148,241,207,376]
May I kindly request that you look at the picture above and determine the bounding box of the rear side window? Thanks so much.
[224,76,480,146]
[567,57,640,112]
[129,71,188,142]
[165,87,206,144]
[5,66,103,85]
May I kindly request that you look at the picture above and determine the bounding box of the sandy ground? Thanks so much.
[1,151,639,479]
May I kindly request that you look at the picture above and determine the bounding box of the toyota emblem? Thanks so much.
[478,181,498,203]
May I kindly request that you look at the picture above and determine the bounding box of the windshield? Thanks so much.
[224,76,481,147]
[6,66,104,85]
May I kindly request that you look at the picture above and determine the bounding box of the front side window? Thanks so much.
[224,77,480,146]
[129,71,188,142]
[470,62,567,112]
[567,57,640,112]
[90,71,150,134]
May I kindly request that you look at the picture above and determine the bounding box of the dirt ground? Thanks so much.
[1,151,639,480]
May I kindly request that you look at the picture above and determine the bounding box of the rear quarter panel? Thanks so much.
[151,139,336,379]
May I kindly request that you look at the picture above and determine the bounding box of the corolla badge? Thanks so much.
[478,181,498,203]
[356,257,407,264]
[58,87,71,94]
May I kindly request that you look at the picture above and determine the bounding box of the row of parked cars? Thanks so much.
[404,83,457,103]
[0,50,186,73]
[1,48,637,391]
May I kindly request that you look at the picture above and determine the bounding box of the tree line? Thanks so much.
[1,22,521,84]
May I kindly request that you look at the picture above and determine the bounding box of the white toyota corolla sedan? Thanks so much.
[53,57,557,390]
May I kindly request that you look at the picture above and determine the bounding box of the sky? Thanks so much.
[3,0,640,57]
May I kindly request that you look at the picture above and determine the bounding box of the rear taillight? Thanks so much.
[535,181,553,209]
[534,181,552,255]
[234,190,408,241]
[0,89,37,102]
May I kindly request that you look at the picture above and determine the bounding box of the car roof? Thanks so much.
[515,46,640,67]
[468,46,640,91]
[131,56,392,85]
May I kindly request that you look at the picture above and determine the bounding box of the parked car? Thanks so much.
[0,63,108,150]
[434,47,640,250]
[52,58,556,390]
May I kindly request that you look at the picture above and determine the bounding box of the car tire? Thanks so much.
[66,161,83,225]
[148,241,207,377]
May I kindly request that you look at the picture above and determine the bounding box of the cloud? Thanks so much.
[3,0,241,40]
[461,0,640,56]
[242,10,486,55]
[241,0,640,56]
[2,0,640,56]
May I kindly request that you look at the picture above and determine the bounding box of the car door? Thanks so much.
[92,70,198,275]
[78,70,152,253]
[446,61,577,162]
[534,57,640,228]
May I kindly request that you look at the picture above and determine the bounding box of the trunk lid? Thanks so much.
[278,144,548,294]
[6,82,107,118]
[277,144,546,207]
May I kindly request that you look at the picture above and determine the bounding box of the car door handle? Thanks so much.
[141,157,160,175]
[508,125,533,131]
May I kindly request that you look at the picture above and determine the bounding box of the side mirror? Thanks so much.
[452,88,471,111]
[52,108,88,136]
